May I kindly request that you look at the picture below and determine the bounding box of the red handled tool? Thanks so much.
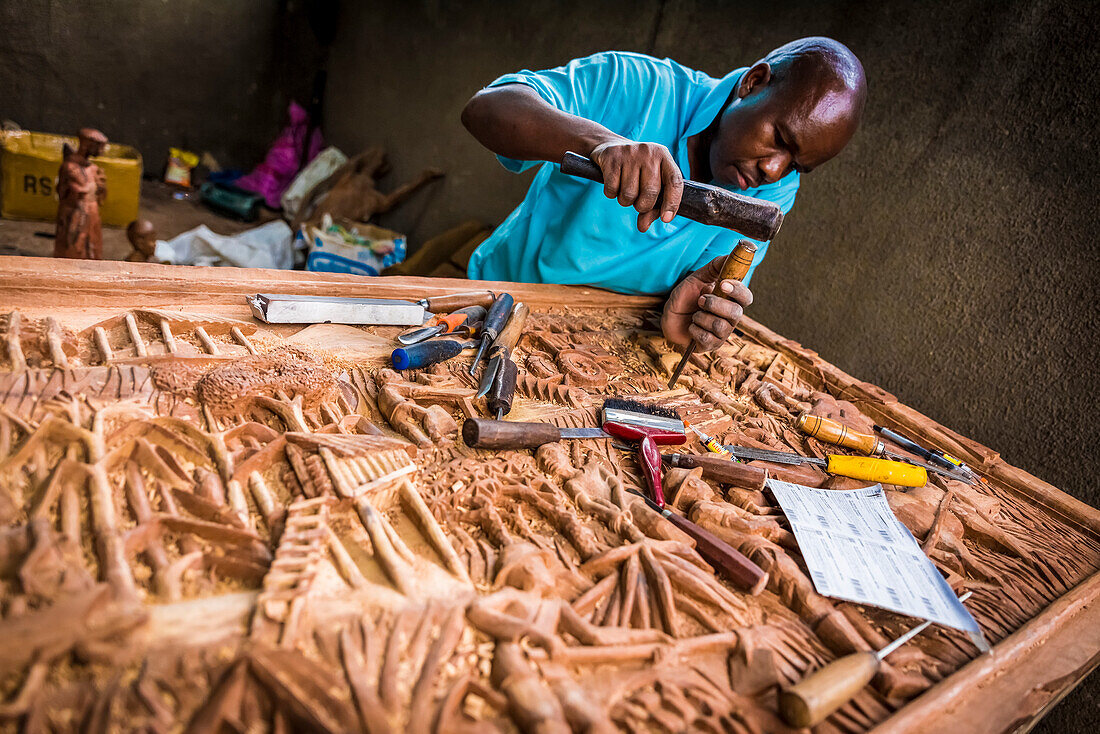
[602,398,686,507]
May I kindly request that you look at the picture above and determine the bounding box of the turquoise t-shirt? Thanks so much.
[467,51,800,295]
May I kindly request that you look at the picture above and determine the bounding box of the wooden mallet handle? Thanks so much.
[560,152,783,241]
[661,510,769,595]
[462,418,561,449]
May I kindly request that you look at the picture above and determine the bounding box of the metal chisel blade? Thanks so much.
[250,294,426,325]
[883,450,974,484]
[558,428,612,439]
[476,357,501,398]
[724,444,827,467]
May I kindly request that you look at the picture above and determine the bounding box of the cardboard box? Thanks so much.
[0,130,142,226]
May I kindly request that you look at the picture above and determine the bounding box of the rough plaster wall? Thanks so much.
[0,0,320,172]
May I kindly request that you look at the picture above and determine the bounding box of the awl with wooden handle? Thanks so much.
[796,415,974,484]
[779,591,974,728]
[667,240,757,389]
[560,153,783,241]
[725,444,928,487]
[626,488,768,595]
[463,417,609,449]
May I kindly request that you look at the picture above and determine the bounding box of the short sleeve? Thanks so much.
[690,172,801,286]
[486,52,664,174]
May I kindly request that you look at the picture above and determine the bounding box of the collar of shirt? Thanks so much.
[674,67,746,183]
[685,66,747,139]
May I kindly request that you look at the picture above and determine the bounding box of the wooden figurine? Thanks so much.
[54,128,108,260]
[124,219,157,262]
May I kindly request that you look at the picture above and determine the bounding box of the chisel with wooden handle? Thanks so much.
[469,293,514,376]
[625,488,768,595]
[476,302,530,399]
[796,415,973,484]
[779,592,974,728]
[667,239,757,389]
[726,444,928,487]
[417,290,496,313]
[462,418,609,449]
[560,152,783,241]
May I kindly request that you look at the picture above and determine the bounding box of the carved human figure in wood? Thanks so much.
[125,219,157,262]
[293,147,444,228]
[54,128,108,260]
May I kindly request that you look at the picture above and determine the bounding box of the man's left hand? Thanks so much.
[660,254,753,351]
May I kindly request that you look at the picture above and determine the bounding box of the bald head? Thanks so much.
[763,38,865,101]
[704,37,867,191]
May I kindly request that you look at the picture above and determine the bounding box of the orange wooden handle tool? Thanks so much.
[435,311,470,333]
[797,415,884,455]
[715,239,757,284]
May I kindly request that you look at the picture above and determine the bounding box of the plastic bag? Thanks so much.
[165,148,199,187]
[154,220,294,269]
[280,146,347,218]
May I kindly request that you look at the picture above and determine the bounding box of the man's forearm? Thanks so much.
[461,84,625,163]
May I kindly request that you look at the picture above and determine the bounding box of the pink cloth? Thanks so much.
[236,101,323,209]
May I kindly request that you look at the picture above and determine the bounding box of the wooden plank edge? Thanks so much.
[871,569,1100,734]
[0,256,663,311]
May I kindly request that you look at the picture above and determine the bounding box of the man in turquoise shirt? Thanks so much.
[463,37,866,352]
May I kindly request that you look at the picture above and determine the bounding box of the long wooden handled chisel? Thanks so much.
[796,415,974,484]
[469,293,514,376]
[625,488,768,595]
[667,240,757,389]
[726,444,928,487]
[462,418,609,449]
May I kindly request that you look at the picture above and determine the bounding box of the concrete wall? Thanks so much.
[325,0,1099,510]
[0,0,323,172]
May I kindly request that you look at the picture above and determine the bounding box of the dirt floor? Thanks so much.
[0,180,276,260]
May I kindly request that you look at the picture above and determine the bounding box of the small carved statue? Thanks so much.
[124,219,157,262]
[54,128,108,260]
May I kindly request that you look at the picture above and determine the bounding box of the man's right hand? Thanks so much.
[590,140,684,232]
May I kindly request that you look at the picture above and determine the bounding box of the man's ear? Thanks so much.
[737,62,772,99]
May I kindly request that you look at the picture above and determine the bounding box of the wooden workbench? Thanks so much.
[0,256,1096,733]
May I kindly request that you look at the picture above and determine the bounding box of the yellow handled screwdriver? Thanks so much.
[667,239,757,389]
[796,415,974,484]
[724,444,928,487]
[779,591,973,728]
